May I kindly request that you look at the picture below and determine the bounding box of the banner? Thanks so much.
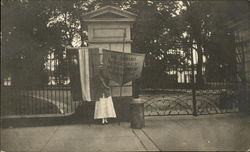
[103,49,145,85]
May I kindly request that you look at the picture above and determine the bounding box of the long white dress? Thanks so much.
[94,95,116,119]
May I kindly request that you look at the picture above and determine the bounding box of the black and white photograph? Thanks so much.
[1,0,250,151]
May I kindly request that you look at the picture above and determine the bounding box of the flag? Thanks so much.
[78,48,102,101]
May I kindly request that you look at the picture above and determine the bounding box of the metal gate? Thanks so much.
[141,50,243,116]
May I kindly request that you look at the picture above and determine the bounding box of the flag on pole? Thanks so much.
[78,48,102,101]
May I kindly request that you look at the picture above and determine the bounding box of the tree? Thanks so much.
[180,1,213,86]
[204,0,249,82]
[2,0,85,86]
[2,0,243,89]
[1,0,55,87]
[180,0,248,85]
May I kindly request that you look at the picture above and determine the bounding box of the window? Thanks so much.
[4,76,12,86]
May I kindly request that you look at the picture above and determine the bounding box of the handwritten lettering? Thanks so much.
[103,50,145,85]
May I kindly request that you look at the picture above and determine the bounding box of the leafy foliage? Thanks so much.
[2,0,248,88]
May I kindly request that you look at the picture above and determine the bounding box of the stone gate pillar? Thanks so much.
[82,6,137,120]
[82,6,137,97]
[227,16,250,114]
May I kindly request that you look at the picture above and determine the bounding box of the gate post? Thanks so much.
[226,15,250,115]
[82,6,137,121]
[238,47,249,114]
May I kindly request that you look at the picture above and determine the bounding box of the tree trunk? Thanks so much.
[196,42,203,87]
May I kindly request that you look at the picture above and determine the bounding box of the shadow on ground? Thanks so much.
[1,101,130,128]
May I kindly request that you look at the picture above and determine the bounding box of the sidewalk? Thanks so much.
[143,114,250,151]
[1,122,148,152]
[1,114,250,152]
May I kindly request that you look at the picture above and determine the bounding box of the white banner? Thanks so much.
[103,49,145,85]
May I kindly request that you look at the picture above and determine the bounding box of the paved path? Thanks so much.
[143,114,250,151]
[1,123,153,152]
[1,114,250,151]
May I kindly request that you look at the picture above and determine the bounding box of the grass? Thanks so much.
[1,88,81,117]
[1,95,61,116]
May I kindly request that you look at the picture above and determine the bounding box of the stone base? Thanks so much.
[113,96,133,122]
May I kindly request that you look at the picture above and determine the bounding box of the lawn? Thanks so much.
[1,88,81,117]
[1,95,61,116]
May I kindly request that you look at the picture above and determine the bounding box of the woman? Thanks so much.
[94,65,116,124]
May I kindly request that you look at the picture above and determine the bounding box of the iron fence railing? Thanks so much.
[1,50,82,117]
[1,48,246,117]
[141,63,241,116]
[142,87,240,116]
[1,86,81,116]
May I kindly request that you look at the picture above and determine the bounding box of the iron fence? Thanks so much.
[141,63,241,116]
[1,48,246,117]
[1,50,81,117]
